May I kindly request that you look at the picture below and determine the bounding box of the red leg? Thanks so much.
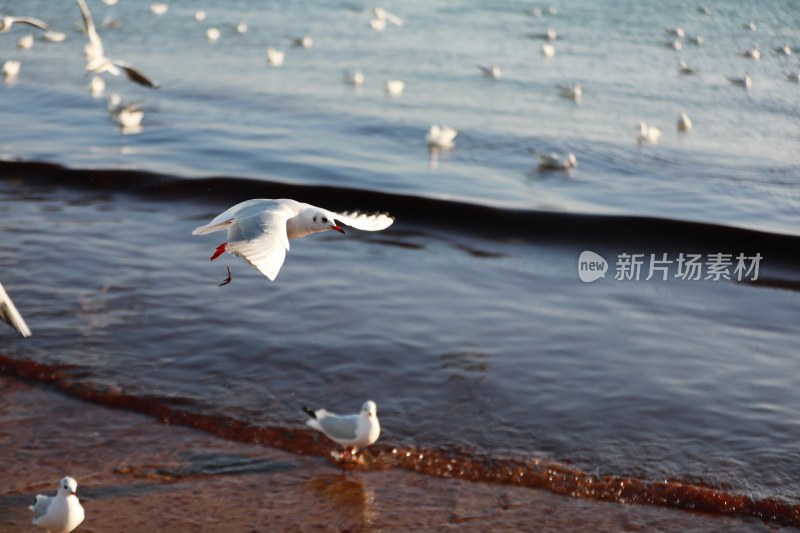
[210,241,227,261]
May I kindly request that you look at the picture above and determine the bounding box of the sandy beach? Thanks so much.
[0,375,776,532]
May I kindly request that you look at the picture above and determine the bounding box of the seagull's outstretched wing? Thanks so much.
[28,495,51,521]
[76,0,103,58]
[330,211,394,232]
[10,16,52,32]
[226,207,294,281]
[114,61,159,88]
[0,282,31,337]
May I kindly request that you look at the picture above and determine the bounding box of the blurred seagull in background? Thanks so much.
[774,43,792,56]
[727,71,752,89]
[426,124,458,148]
[291,35,313,48]
[0,282,31,337]
[533,150,578,171]
[266,48,285,66]
[743,20,757,32]
[385,79,405,95]
[17,34,34,49]
[742,45,761,60]
[77,0,160,88]
[478,64,502,79]
[343,68,364,85]
[784,70,800,83]
[677,111,692,132]
[558,81,582,101]
[678,59,698,75]
[89,74,105,97]
[372,7,403,27]
[0,15,54,33]
[206,27,220,42]
[637,122,662,144]
[3,59,20,78]
[542,43,555,57]
[664,26,685,39]
[150,3,168,15]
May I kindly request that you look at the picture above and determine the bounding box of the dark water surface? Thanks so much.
[1,162,799,527]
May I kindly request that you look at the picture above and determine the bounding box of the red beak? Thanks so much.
[330,224,345,235]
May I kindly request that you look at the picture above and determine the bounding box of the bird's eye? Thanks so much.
[322,217,328,223]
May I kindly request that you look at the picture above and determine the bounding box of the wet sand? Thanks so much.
[0,376,773,532]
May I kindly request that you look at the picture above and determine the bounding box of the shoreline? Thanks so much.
[0,375,775,532]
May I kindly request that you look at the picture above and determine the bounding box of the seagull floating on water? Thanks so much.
[18,34,34,49]
[107,93,144,130]
[3,60,20,78]
[558,81,582,101]
[89,74,105,97]
[692,34,704,46]
[533,150,578,171]
[663,38,682,50]
[542,43,555,57]
[266,48,285,66]
[774,43,792,56]
[29,477,84,532]
[206,27,220,42]
[637,122,662,144]
[303,401,381,463]
[385,79,405,95]
[1,282,31,337]
[41,30,67,42]
[478,64,501,79]
[743,20,757,32]
[727,71,752,89]
[677,111,692,132]
[194,11,206,22]
[192,199,394,283]
[0,15,53,33]
[678,59,698,75]
[234,21,247,34]
[291,35,313,48]
[784,70,800,83]
[698,5,711,15]
[102,0,118,5]
[742,45,761,60]
[77,0,159,89]
[664,26,685,39]
[150,3,168,15]
[426,124,458,148]
[343,68,364,85]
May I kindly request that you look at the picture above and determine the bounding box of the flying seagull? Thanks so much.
[0,282,31,337]
[192,199,394,283]
[76,0,160,88]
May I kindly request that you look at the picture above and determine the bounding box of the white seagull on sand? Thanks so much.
[303,401,381,461]
[425,124,458,148]
[637,122,662,144]
[1,282,31,337]
[192,199,394,283]
[77,0,159,88]
[29,477,84,532]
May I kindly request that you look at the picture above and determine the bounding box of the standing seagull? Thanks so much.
[303,401,381,462]
[29,477,85,532]
[192,199,395,283]
[0,282,31,337]
[0,15,54,33]
[76,0,159,89]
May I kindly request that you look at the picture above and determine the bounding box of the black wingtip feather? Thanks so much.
[302,406,316,419]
